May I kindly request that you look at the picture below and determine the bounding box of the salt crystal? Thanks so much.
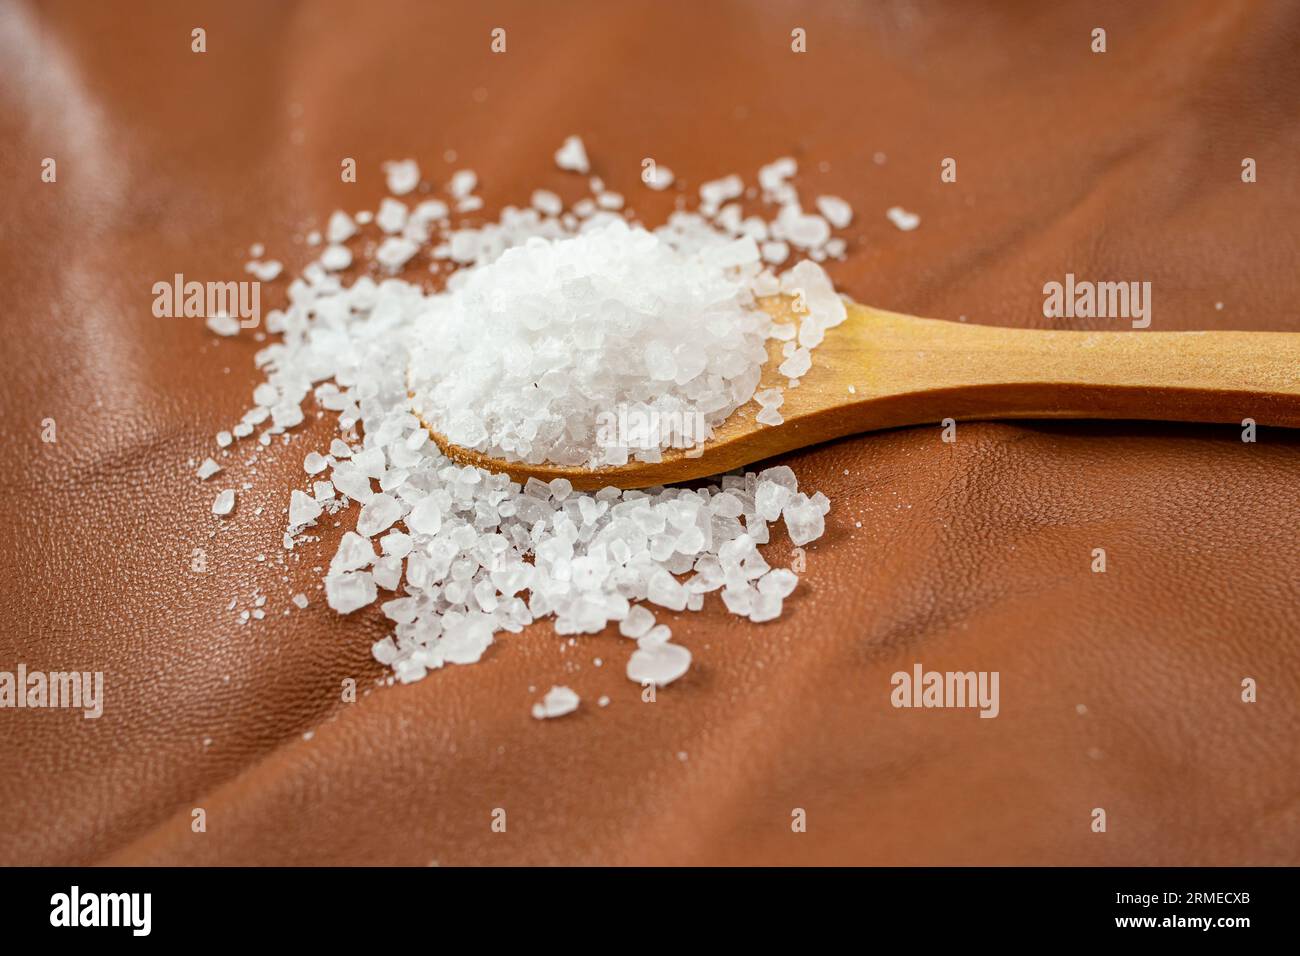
[886,206,921,231]
[321,244,352,271]
[778,347,812,379]
[619,604,655,638]
[406,496,442,536]
[326,210,357,243]
[748,591,783,622]
[626,641,691,686]
[375,237,418,272]
[531,685,580,719]
[783,495,826,546]
[325,570,377,613]
[449,169,477,199]
[357,493,401,537]
[304,452,327,475]
[758,568,798,598]
[330,531,376,573]
[196,457,222,480]
[245,260,283,281]
[531,189,562,216]
[289,489,323,527]
[377,198,408,234]
[647,569,688,611]
[644,165,674,190]
[815,195,853,228]
[212,489,236,515]
[383,159,420,196]
[554,135,590,174]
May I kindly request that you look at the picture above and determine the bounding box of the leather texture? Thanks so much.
[1,0,1297,866]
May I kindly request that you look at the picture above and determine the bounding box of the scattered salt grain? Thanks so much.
[320,244,352,271]
[325,570,377,614]
[326,210,357,243]
[289,489,323,527]
[816,195,853,229]
[212,489,236,516]
[643,165,674,190]
[531,189,563,216]
[196,457,222,480]
[619,605,655,638]
[375,237,419,272]
[356,493,402,537]
[532,685,580,719]
[383,159,420,196]
[554,135,590,174]
[245,260,283,282]
[627,641,692,687]
[886,206,920,231]
[449,169,477,199]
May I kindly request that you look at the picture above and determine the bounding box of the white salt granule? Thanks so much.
[779,347,812,379]
[326,570,377,614]
[531,189,563,216]
[554,135,590,174]
[212,489,236,515]
[289,489,323,527]
[532,685,580,719]
[376,198,407,234]
[449,169,477,198]
[619,605,655,638]
[383,159,420,196]
[816,195,853,229]
[886,206,920,231]
[245,260,283,281]
[356,493,402,537]
[644,165,674,190]
[303,452,327,475]
[627,641,691,687]
[196,457,222,480]
[326,210,357,243]
[375,237,418,272]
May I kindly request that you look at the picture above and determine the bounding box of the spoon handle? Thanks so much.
[857,306,1300,428]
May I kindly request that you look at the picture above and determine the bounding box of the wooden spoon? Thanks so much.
[416,298,1300,490]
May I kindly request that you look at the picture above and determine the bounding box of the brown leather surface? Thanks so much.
[2,0,1297,866]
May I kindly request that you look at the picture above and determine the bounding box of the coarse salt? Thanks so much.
[210,142,868,700]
